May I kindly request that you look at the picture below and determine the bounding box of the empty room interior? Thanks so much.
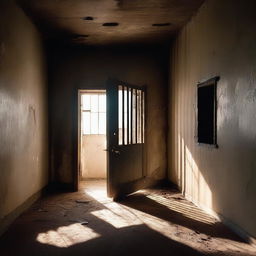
[0,0,256,255]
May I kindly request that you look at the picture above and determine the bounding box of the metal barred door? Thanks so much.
[106,79,146,199]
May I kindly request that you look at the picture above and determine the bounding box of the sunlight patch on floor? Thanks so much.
[91,207,142,228]
[36,224,100,248]
[82,180,110,204]
[146,194,217,225]
[34,180,255,255]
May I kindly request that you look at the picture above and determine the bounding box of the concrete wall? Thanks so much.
[48,46,168,187]
[169,0,256,240]
[0,0,48,233]
[81,135,107,179]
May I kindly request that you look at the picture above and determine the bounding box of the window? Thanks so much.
[81,92,106,135]
[197,77,219,146]
[118,85,145,145]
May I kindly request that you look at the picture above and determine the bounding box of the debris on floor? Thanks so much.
[0,180,255,256]
[68,219,89,225]
[75,199,91,204]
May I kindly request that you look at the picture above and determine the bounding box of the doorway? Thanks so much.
[78,90,107,191]
[77,81,146,199]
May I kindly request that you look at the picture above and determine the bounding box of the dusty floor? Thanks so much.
[0,180,255,256]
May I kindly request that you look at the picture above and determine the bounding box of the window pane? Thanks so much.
[81,94,90,111]
[128,88,132,144]
[91,94,98,112]
[137,90,142,143]
[124,86,127,145]
[82,112,90,134]
[99,113,106,134]
[91,112,98,134]
[132,89,137,144]
[142,91,145,143]
[118,86,123,145]
[99,94,106,112]
[81,92,107,136]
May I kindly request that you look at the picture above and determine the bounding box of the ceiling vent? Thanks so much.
[82,16,94,20]
[152,23,171,27]
[102,22,119,27]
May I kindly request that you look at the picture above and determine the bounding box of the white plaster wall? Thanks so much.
[169,0,256,238]
[0,1,48,222]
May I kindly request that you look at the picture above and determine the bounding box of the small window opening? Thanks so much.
[81,92,106,135]
[197,77,219,146]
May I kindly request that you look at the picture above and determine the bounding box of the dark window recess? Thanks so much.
[197,77,219,145]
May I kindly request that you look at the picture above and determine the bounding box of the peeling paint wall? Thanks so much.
[0,0,48,227]
[169,0,256,238]
[48,46,168,186]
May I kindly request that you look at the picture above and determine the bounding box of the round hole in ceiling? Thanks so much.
[102,22,119,27]
[152,23,172,27]
[82,16,94,21]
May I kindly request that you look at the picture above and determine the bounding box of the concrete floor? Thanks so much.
[0,180,255,256]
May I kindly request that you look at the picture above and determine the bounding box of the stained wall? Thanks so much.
[48,46,168,187]
[0,0,48,234]
[169,0,256,239]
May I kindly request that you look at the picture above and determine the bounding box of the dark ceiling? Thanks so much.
[17,0,205,45]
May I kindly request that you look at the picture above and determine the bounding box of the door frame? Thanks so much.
[73,81,147,194]
[74,89,107,191]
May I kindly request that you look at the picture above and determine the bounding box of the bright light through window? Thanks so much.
[118,85,145,145]
[81,93,106,135]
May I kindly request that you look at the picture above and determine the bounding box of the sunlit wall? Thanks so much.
[168,0,256,239]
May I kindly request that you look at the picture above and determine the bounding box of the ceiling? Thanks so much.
[18,0,205,45]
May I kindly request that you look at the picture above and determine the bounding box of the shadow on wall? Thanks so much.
[172,133,256,244]
[120,192,243,242]
[168,0,256,243]
[177,135,213,211]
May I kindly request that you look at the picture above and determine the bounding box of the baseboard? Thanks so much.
[0,186,47,237]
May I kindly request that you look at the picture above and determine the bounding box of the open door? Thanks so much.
[106,79,146,199]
